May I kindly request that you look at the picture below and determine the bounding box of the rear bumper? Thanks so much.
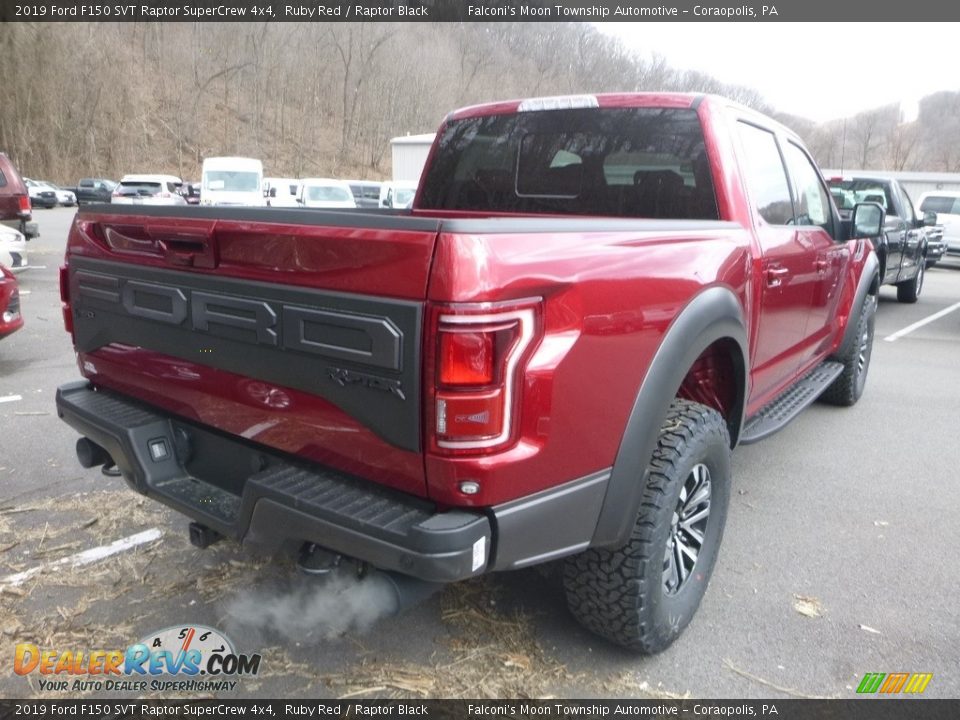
[55,381,491,583]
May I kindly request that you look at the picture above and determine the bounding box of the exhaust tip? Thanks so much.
[189,521,223,549]
[297,543,342,575]
[76,437,111,469]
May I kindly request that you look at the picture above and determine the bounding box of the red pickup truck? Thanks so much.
[56,93,882,653]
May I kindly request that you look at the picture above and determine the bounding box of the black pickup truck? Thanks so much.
[70,178,116,205]
[828,176,932,302]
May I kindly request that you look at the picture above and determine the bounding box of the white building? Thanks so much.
[390,133,435,183]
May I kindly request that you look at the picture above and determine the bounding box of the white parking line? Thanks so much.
[884,302,960,342]
[0,528,163,589]
[0,395,23,404]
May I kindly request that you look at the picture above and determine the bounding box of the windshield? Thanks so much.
[204,170,261,192]
[394,188,415,206]
[419,107,717,219]
[306,185,352,202]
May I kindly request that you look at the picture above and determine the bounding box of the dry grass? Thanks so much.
[1,489,587,700]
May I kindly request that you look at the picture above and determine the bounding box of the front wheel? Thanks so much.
[821,295,876,406]
[563,399,731,653]
[896,261,924,303]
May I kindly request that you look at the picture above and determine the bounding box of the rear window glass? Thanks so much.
[919,195,960,215]
[306,185,352,202]
[0,171,6,188]
[118,182,162,194]
[419,107,718,219]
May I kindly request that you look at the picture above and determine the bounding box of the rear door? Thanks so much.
[780,140,849,361]
[736,121,818,402]
[66,206,441,497]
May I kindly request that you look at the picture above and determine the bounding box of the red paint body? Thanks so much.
[62,94,871,510]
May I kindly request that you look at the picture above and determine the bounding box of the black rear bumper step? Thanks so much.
[55,381,490,583]
[740,361,843,445]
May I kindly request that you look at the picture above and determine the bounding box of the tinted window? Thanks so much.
[736,122,793,225]
[919,195,960,215]
[419,107,718,219]
[782,142,832,232]
[118,182,162,195]
[0,170,6,188]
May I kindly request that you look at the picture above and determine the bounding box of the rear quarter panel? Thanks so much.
[425,222,752,507]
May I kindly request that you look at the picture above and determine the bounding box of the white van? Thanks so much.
[200,157,264,207]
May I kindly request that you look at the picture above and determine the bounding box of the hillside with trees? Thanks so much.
[1,22,957,183]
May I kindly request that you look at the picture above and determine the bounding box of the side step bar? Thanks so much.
[740,361,844,445]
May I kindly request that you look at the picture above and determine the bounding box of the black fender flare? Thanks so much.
[590,286,748,549]
[836,249,879,357]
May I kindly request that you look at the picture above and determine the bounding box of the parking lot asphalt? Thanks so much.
[1,207,958,700]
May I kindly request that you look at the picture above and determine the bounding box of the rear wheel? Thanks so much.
[896,261,924,303]
[563,399,731,653]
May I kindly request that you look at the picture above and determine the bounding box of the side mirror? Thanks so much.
[922,210,937,226]
[852,202,884,238]
[269,188,277,198]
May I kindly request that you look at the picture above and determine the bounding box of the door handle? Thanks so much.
[766,266,789,287]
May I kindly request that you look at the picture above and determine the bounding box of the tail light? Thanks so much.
[429,299,540,453]
[59,264,73,336]
[112,189,123,198]
[18,196,31,214]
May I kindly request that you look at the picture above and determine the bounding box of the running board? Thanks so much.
[740,361,844,445]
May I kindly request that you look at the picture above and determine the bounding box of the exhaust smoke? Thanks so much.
[223,566,399,644]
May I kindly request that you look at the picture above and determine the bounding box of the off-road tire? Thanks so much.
[563,399,731,653]
[896,261,924,303]
[820,295,876,406]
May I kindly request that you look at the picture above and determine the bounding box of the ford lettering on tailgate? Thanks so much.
[68,257,422,451]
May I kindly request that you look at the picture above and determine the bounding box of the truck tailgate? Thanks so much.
[65,206,441,497]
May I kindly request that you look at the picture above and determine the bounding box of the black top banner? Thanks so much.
[0,699,958,719]
[2,0,958,23]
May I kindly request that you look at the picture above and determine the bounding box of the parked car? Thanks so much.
[346,180,383,209]
[264,177,300,208]
[112,175,186,206]
[0,152,37,239]
[24,179,58,209]
[45,183,77,207]
[296,178,356,209]
[0,225,28,272]
[828,177,929,302]
[0,263,23,339]
[71,178,117,205]
[378,181,417,209]
[915,191,960,258]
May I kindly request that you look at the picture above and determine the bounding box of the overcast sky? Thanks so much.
[598,23,958,123]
